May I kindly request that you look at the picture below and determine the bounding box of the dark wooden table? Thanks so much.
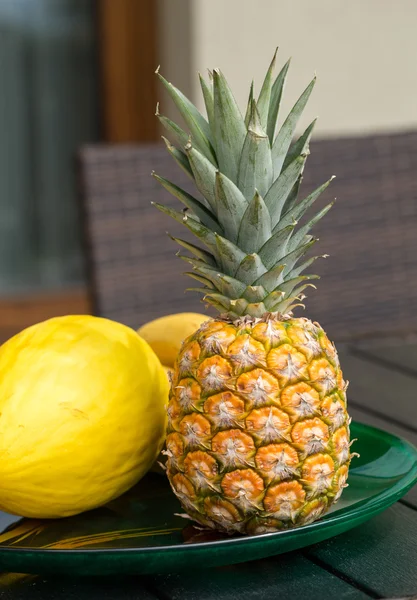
[1,341,416,600]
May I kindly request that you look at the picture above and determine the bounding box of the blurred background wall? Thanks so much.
[158,0,417,137]
[0,0,416,340]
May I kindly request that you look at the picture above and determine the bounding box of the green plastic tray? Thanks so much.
[0,421,416,576]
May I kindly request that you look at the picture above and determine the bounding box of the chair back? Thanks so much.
[78,131,417,340]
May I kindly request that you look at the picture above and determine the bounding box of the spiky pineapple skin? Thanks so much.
[165,315,350,535]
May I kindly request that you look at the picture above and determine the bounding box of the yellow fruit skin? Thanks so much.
[163,365,173,378]
[138,313,209,367]
[0,315,169,519]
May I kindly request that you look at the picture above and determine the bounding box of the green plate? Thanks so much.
[0,421,416,576]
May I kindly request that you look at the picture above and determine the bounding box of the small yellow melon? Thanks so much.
[163,364,173,378]
[0,315,169,518]
[138,312,209,367]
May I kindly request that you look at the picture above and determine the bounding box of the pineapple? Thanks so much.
[154,50,351,535]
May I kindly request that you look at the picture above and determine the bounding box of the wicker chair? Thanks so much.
[77,131,417,341]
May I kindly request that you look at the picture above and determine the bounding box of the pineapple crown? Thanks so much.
[152,49,334,320]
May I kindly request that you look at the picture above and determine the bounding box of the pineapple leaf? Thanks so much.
[274,177,335,233]
[212,68,247,183]
[243,302,267,318]
[265,293,298,313]
[164,216,220,264]
[158,112,189,149]
[281,174,302,216]
[257,48,278,131]
[152,201,188,226]
[157,72,216,164]
[185,212,201,222]
[267,58,291,145]
[237,191,272,254]
[271,76,316,179]
[280,239,317,276]
[276,274,319,297]
[282,118,317,172]
[243,285,268,303]
[159,215,220,262]
[186,143,218,213]
[258,224,295,270]
[184,213,221,257]
[254,263,286,293]
[287,202,334,254]
[152,173,222,232]
[192,264,247,298]
[178,254,211,269]
[204,293,231,311]
[229,298,250,315]
[217,274,247,299]
[185,286,212,294]
[199,73,214,128]
[274,283,314,314]
[157,60,334,318]
[244,81,254,128]
[203,299,229,313]
[235,253,267,285]
[262,290,285,311]
[169,236,216,266]
[215,171,248,243]
[162,137,193,179]
[238,101,273,200]
[264,154,308,229]
[215,234,247,277]
[290,256,325,278]
[186,264,223,288]
[153,202,201,230]
[185,272,216,288]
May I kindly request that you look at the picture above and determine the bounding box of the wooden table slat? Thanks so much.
[0,575,157,600]
[355,342,417,374]
[307,502,417,599]
[144,554,371,600]
[339,350,417,431]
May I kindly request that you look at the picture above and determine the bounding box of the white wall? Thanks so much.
[158,0,417,138]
